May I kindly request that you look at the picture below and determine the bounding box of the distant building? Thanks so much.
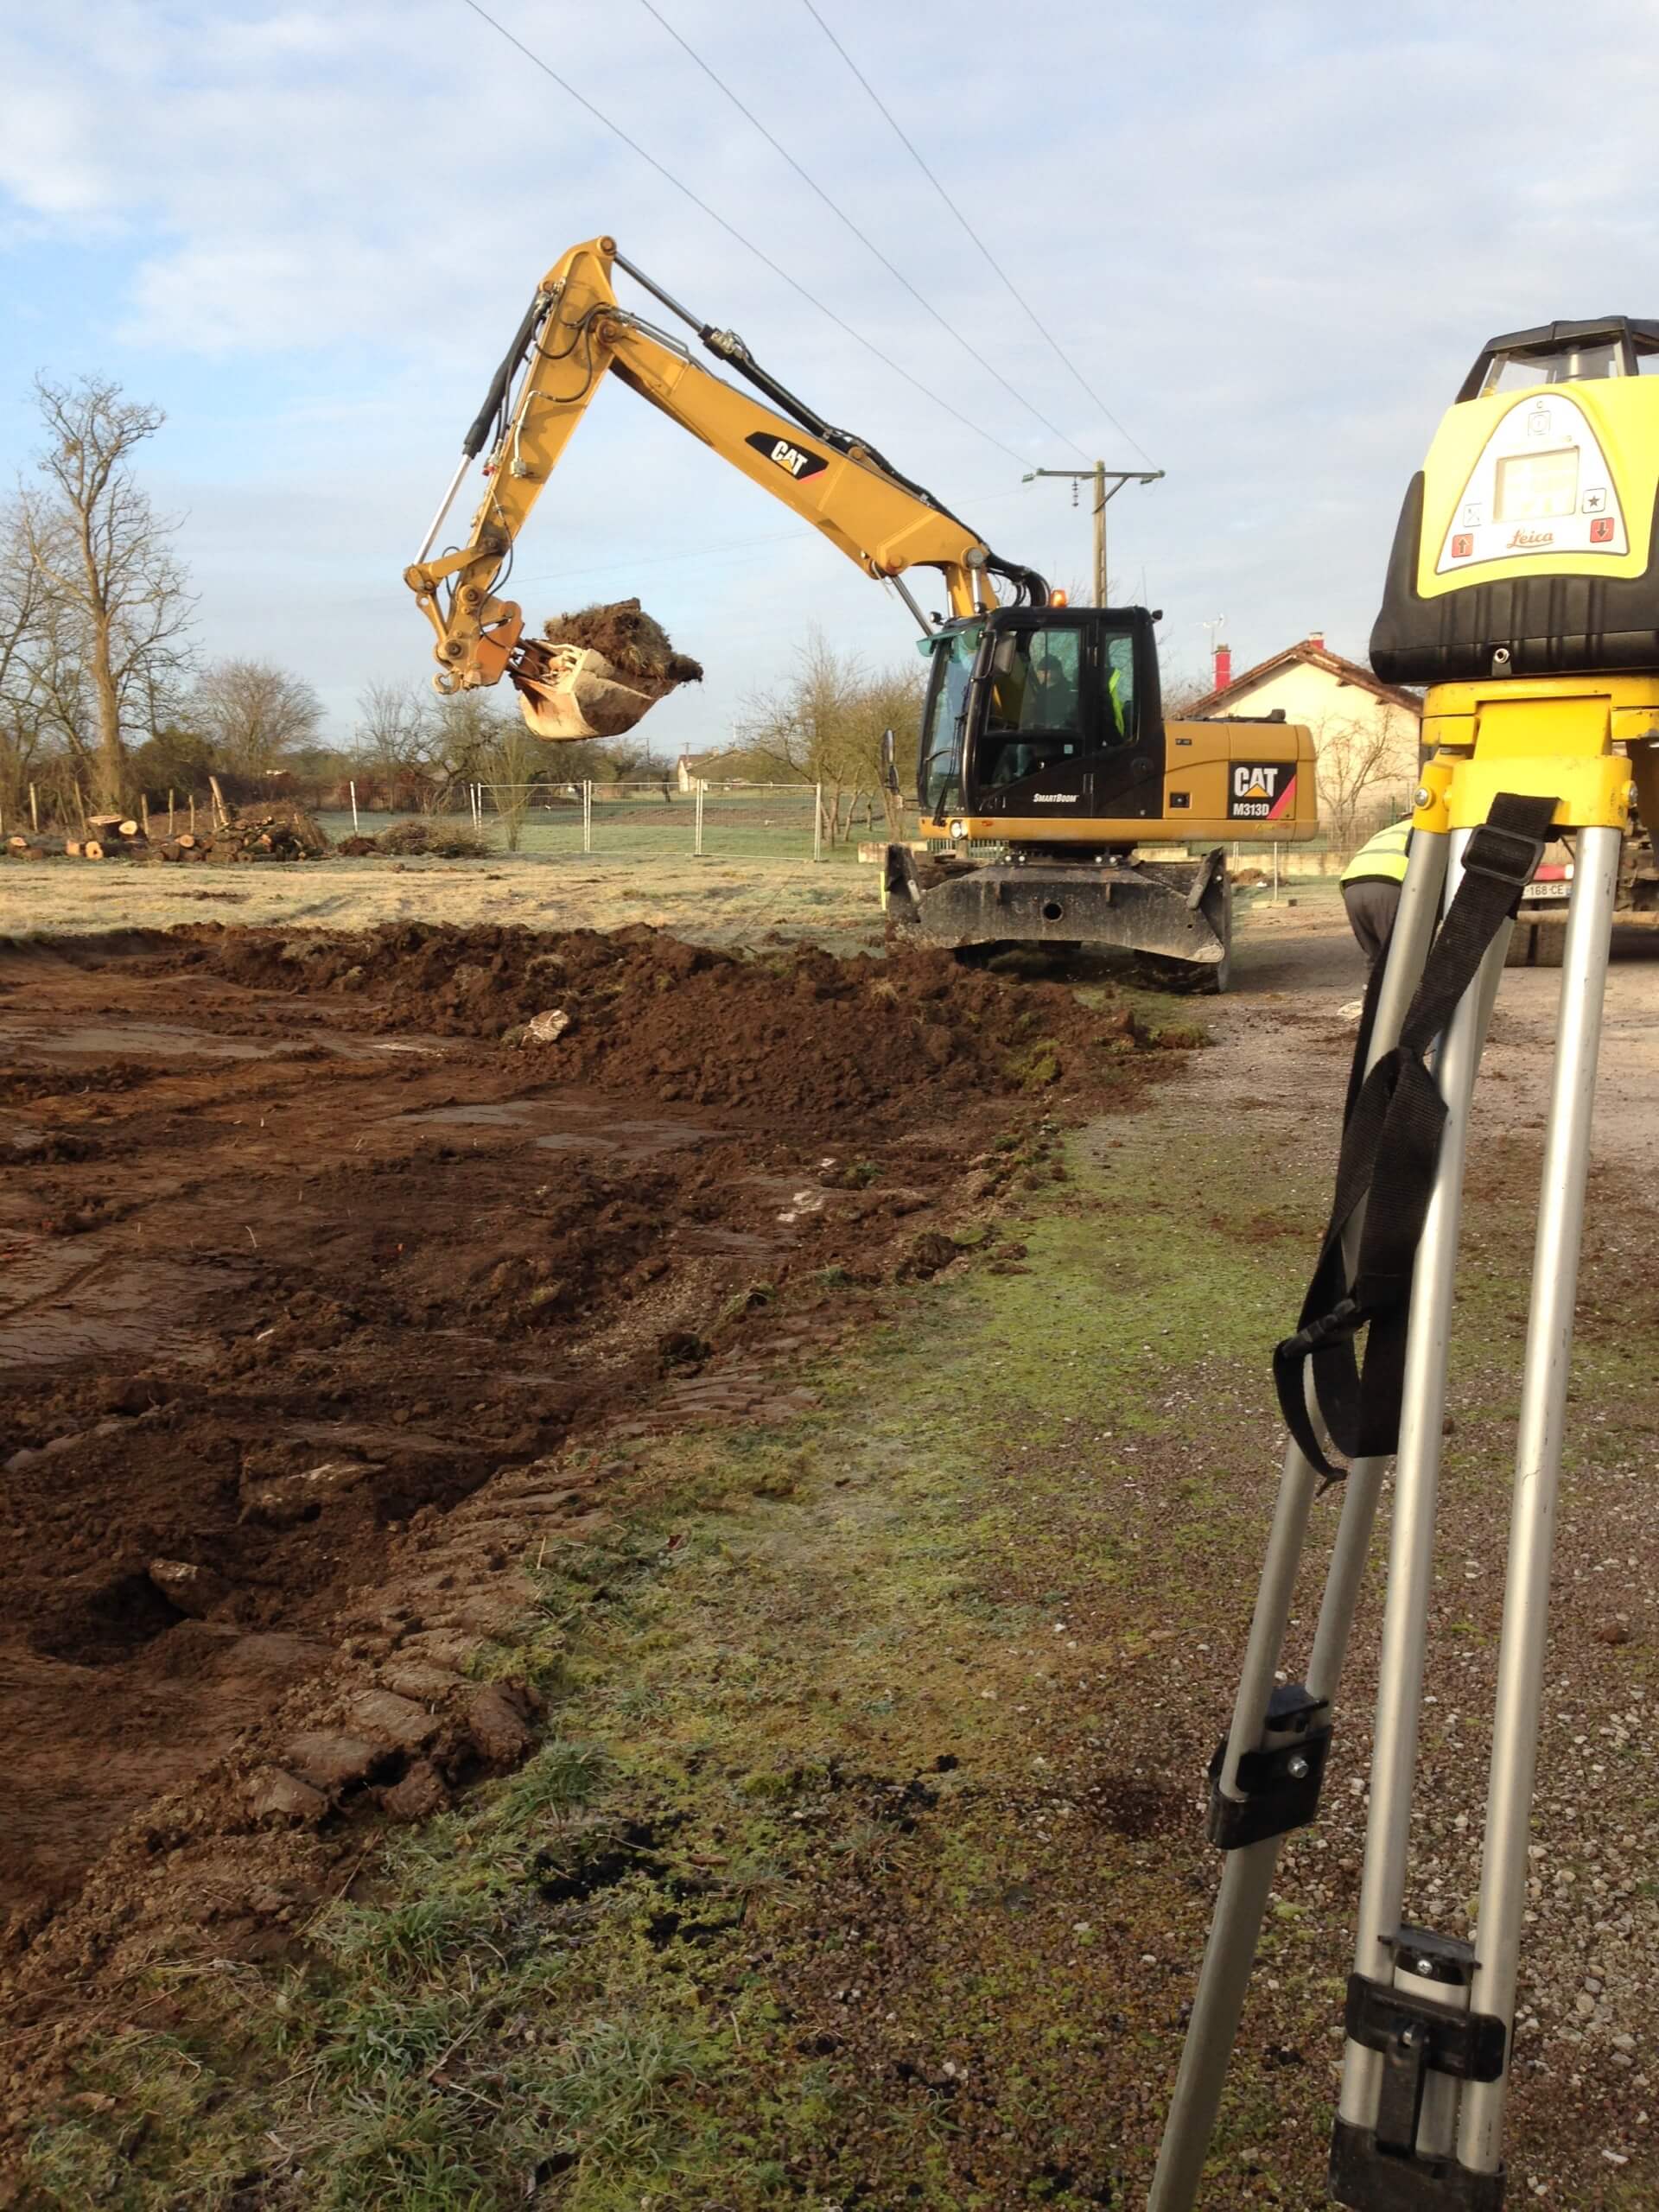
[1188,632,1423,846]
[674,753,703,793]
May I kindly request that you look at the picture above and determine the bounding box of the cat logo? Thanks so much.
[745,430,828,480]
[1228,763,1296,822]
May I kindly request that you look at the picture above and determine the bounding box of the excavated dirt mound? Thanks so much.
[540,598,703,695]
[194,922,1152,1124]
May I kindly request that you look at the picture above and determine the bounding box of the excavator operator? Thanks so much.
[1028,652,1078,727]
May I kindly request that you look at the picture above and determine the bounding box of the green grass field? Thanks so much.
[317,787,874,868]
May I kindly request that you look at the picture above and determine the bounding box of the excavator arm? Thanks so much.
[404,237,1044,732]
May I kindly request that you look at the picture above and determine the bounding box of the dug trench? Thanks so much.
[0,925,1182,2034]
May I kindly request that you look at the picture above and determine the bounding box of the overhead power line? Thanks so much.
[797,0,1157,469]
[510,477,1044,592]
[455,0,1034,468]
[637,0,1088,463]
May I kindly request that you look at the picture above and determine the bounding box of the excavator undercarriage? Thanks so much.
[884,845,1233,976]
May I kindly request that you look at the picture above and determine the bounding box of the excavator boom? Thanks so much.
[404,237,1038,735]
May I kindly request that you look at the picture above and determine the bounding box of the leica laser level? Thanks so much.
[1150,318,1659,2210]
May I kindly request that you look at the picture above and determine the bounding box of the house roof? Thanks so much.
[1187,636,1423,721]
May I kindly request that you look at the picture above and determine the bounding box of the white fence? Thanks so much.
[323,781,874,864]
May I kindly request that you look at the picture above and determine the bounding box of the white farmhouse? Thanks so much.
[1188,632,1423,849]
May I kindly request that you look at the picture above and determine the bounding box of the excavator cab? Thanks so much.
[917,606,1166,830]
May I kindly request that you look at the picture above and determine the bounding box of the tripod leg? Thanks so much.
[1456,824,1621,2181]
[1147,836,1447,2212]
[1335,828,1513,2190]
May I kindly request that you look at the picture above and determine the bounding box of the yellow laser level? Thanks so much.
[1372,317,1659,685]
[1151,324,1659,2212]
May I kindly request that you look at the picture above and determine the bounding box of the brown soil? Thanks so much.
[539,597,702,693]
[0,925,1172,2079]
[186,920,1142,1121]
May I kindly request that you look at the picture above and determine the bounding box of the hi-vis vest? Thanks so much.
[1340,818,1412,887]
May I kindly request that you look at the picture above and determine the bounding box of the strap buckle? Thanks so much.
[1461,820,1546,892]
[1283,1296,1363,1357]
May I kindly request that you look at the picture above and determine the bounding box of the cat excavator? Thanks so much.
[404,236,1316,984]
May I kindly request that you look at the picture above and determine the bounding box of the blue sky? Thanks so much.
[3,1,1656,755]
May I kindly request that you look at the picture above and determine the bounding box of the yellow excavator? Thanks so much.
[404,236,1317,984]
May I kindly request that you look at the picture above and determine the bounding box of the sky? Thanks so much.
[3,0,1657,760]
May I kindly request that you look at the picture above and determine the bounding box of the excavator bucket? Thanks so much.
[509,645,658,742]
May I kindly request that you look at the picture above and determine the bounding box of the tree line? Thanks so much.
[0,374,687,834]
[2,372,928,844]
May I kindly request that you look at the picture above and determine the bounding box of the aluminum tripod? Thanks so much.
[1148,690,1643,2209]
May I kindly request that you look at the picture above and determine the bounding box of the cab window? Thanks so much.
[1104,632,1135,741]
[917,622,980,811]
[985,628,1084,739]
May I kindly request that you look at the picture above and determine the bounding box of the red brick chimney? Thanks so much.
[1306,629,1325,652]
[1213,642,1232,691]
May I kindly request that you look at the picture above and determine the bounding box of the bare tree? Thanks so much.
[426,690,509,813]
[21,376,194,808]
[1160,671,1219,718]
[353,681,434,810]
[481,714,545,851]
[0,504,49,821]
[1314,711,1417,852]
[353,682,509,812]
[740,632,923,847]
[193,658,323,778]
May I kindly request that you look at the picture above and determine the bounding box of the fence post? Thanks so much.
[813,782,823,863]
[694,782,704,858]
[349,779,359,831]
[29,782,39,833]
[582,780,593,855]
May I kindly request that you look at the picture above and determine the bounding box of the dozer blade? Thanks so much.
[509,644,657,741]
[885,849,1233,988]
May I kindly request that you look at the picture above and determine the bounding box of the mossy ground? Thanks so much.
[16,1102,1659,2209]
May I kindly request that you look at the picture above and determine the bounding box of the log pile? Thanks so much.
[184,801,330,862]
[4,799,331,864]
[75,815,147,861]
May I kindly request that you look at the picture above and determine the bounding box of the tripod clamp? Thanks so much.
[1206,1682,1332,1849]
[1334,1929,1507,2211]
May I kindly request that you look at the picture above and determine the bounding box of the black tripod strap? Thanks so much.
[1274,793,1558,1479]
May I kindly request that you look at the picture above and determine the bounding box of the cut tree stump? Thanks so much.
[83,841,106,861]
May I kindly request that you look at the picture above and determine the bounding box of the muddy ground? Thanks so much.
[0,925,1166,1928]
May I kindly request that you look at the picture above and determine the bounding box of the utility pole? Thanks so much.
[1022,462,1164,606]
